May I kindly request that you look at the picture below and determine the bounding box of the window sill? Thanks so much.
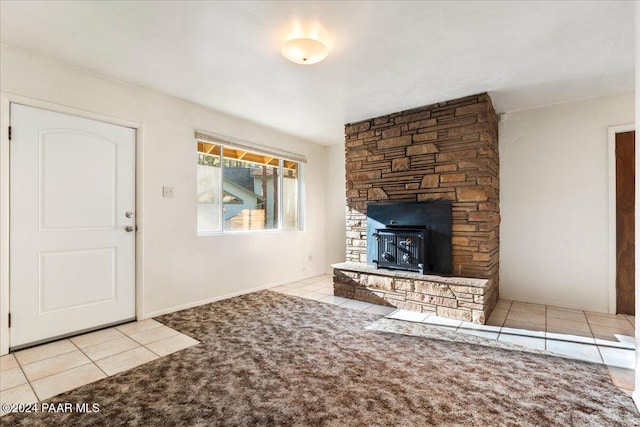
[197,229,303,237]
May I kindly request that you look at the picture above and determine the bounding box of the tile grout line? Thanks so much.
[14,340,83,401]
[145,347,164,358]
[544,304,548,351]
[584,310,610,365]
[10,353,40,403]
[114,319,164,336]
[139,332,194,358]
[81,338,165,373]
[593,345,606,366]
[623,315,635,330]
[496,300,512,342]
[14,343,78,367]
[68,336,111,381]
[126,328,181,350]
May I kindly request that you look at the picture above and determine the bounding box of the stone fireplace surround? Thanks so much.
[334,93,500,324]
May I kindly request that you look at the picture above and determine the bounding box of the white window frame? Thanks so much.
[196,133,305,235]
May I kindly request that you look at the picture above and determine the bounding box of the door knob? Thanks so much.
[125,211,134,218]
[125,226,134,232]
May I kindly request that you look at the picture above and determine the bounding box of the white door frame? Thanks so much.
[0,92,145,355]
[607,123,636,314]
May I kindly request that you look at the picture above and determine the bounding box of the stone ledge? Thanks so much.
[331,262,497,324]
[331,262,491,288]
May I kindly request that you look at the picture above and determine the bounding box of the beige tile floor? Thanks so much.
[272,275,637,397]
[0,319,198,416]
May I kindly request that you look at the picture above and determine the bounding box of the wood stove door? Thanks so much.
[396,233,423,270]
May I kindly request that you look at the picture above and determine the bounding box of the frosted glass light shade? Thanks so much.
[281,38,328,65]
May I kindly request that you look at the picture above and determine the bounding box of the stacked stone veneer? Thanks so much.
[338,93,500,323]
[332,263,493,323]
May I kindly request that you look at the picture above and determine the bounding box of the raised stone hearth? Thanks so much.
[332,262,496,324]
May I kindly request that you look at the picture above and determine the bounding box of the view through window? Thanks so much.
[197,141,300,233]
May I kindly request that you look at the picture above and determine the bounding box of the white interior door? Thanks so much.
[10,104,136,348]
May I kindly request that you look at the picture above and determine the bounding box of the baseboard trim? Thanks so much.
[497,292,605,313]
[140,276,313,320]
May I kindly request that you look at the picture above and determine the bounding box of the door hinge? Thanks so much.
[8,313,11,328]
[8,126,11,141]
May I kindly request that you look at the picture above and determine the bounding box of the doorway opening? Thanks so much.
[608,125,636,315]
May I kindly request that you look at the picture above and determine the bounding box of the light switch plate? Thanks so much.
[163,186,174,198]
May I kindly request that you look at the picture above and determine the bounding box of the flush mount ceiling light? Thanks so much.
[281,37,328,65]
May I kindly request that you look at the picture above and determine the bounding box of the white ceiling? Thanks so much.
[0,1,635,146]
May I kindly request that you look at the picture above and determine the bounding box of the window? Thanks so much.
[197,138,302,234]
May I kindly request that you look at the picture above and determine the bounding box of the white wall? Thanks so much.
[0,43,328,339]
[499,90,635,312]
[324,143,347,272]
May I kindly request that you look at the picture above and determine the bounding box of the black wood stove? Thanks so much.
[372,224,429,274]
[366,201,452,275]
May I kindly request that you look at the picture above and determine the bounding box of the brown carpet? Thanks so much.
[4,290,639,426]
